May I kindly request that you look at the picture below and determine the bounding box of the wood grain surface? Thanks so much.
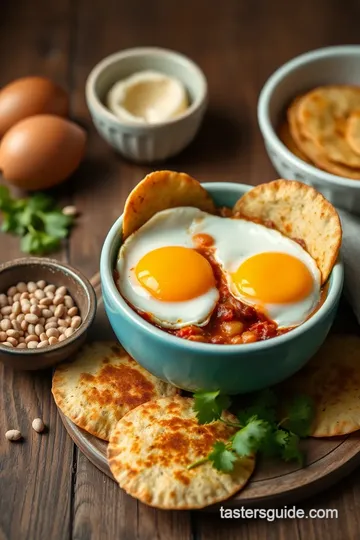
[1,0,360,539]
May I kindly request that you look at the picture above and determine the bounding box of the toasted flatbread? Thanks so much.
[346,110,360,156]
[287,96,360,179]
[122,170,216,239]
[52,342,178,441]
[297,86,360,168]
[278,335,360,437]
[108,396,255,509]
[233,179,342,284]
[278,120,312,164]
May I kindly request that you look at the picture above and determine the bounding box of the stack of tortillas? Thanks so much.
[52,342,255,509]
[280,85,360,179]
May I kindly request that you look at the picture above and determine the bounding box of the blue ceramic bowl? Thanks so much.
[100,182,343,394]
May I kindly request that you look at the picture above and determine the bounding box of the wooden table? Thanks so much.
[1,0,360,538]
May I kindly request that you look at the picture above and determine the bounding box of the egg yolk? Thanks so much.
[135,246,215,301]
[232,252,314,304]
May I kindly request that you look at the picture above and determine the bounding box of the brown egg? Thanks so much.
[0,115,86,190]
[0,77,69,137]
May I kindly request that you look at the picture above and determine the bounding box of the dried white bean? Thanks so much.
[27,341,38,349]
[27,281,37,293]
[48,336,58,345]
[71,316,82,329]
[5,429,21,441]
[36,280,46,290]
[25,313,38,324]
[37,340,49,348]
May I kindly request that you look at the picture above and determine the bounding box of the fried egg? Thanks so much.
[117,207,321,330]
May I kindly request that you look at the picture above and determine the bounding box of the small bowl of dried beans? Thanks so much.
[0,257,96,370]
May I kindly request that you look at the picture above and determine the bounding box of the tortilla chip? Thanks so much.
[122,170,216,239]
[277,335,360,437]
[287,96,360,179]
[346,110,360,156]
[278,119,312,164]
[108,396,255,509]
[233,179,342,284]
[297,86,360,168]
[52,342,178,441]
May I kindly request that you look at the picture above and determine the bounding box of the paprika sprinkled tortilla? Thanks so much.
[52,342,178,441]
[108,396,255,509]
[233,179,342,285]
[122,170,216,239]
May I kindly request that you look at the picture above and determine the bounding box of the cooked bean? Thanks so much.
[188,335,207,342]
[16,282,28,293]
[7,286,17,297]
[16,313,25,323]
[25,334,39,344]
[48,336,58,345]
[39,298,52,307]
[58,326,67,335]
[2,341,13,347]
[27,323,35,335]
[65,327,75,338]
[45,322,57,330]
[71,316,81,329]
[220,321,245,337]
[230,336,243,344]
[27,341,39,349]
[0,319,11,331]
[34,289,45,300]
[47,316,58,323]
[27,281,37,293]
[67,306,78,317]
[42,309,52,319]
[21,320,28,331]
[30,305,41,317]
[11,301,20,315]
[11,320,22,332]
[6,329,19,339]
[1,306,12,316]
[25,313,38,324]
[35,324,44,336]
[64,295,74,309]
[0,294,8,307]
[37,340,49,348]
[56,286,67,297]
[46,328,59,339]
[53,295,63,306]
[241,331,257,344]
[20,302,30,314]
[44,284,56,294]
[5,429,21,441]
[54,304,65,318]
[58,334,66,342]
[6,337,18,347]
[58,318,69,328]
[36,280,46,290]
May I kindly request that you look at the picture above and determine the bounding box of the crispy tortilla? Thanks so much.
[297,86,360,168]
[278,119,312,164]
[233,179,342,284]
[52,342,178,441]
[287,96,360,179]
[346,110,360,156]
[277,335,360,437]
[122,170,216,239]
[108,396,255,509]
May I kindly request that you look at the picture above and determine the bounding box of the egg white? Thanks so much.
[117,207,321,330]
[117,207,219,329]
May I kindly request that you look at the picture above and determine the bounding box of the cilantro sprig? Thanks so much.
[189,389,314,472]
[0,186,75,255]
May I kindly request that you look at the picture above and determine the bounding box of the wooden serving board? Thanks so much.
[58,273,360,509]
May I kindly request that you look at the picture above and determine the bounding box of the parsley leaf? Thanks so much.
[208,442,237,472]
[232,416,271,456]
[193,390,231,424]
[283,394,314,438]
[0,186,75,255]
[238,388,278,425]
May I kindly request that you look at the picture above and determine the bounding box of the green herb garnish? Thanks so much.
[189,388,314,472]
[0,186,75,255]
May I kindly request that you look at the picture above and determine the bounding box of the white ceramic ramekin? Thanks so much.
[85,47,208,163]
[258,46,360,214]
